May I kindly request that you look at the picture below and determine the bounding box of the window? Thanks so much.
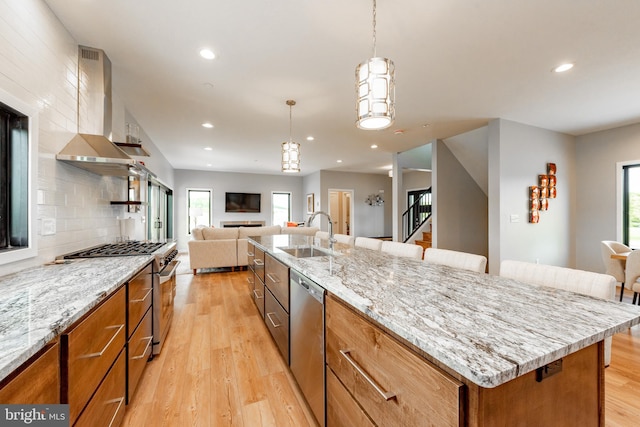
[187,189,212,233]
[272,192,292,227]
[0,92,37,264]
[623,164,640,249]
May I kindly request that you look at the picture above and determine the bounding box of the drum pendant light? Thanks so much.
[281,100,300,173]
[356,0,395,130]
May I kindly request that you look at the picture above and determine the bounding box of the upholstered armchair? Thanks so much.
[600,240,631,301]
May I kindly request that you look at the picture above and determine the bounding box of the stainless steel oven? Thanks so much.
[152,254,179,355]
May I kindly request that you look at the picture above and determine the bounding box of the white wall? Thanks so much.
[575,122,640,272]
[488,119,576,273]
[0,0,173,276]
[433,140,488,259]
[173,169,303,251]
[302,171,321,217]
[319,171,392,237]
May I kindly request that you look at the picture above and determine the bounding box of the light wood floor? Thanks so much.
[123,268,640,426]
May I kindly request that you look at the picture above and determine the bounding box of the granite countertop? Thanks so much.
[250,234,640,388]
[0,256,153,382]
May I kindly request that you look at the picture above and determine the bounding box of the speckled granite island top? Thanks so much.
[250,234,640,388]
[0,256,153,382]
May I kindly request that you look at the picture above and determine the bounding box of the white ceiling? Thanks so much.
[43,0,640,176]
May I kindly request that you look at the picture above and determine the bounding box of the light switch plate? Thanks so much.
[510,214,520,223]
[42,218,56,236]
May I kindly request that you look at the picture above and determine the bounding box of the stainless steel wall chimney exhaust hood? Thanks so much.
[56,46,154,177]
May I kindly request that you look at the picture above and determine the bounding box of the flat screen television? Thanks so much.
[225,192,261,213]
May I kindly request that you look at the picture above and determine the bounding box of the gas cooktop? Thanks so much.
[62,241,166,259]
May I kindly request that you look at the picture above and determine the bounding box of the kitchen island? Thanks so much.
[250,234,640,426]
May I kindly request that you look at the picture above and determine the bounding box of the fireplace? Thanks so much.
[220,221,266,228]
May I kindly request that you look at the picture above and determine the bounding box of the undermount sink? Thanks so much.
[278,245,331,258]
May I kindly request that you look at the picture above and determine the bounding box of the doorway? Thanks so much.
[328,189,353,235]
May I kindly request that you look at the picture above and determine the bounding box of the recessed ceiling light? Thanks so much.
[199,48,216,60]
[337,159,343,163]
[306,136,315,141]
[202,122,214,128]
[553,63,574,73]
[371,144,378,149]
[204,147,213,151]
[206,163,212,167]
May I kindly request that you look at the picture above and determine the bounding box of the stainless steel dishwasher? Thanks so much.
[290,269,326,427]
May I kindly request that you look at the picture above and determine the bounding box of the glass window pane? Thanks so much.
[188,189,211,233]
[272,192,291,226]
[625,165,640,249]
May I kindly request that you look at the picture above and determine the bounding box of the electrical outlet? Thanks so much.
[510,214,520,223]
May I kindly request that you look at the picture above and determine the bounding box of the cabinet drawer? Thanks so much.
[327,367,375,427]
[248,242,256,272]
[265,253,290,312]
[253,277,266,319]
[127,308,152,403]
[247,270,255,294]
[264,287,289,365]
[64,286,126,422]
[75,349,126,427]
[0,341,59,404]
[254,247,265,282]
[128,263,153,338]
[326,296,463,427]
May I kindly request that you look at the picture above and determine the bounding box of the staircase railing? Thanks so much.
[402,188,432,242]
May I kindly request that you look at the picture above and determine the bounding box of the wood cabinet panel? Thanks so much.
[0,341,59,404]
[127,308,152,404]
[264,287,289,365]
[75,349,126,427]
[327,367,375,427]
[254,247,265,282]
[468,342,602,427]
[63,286,126,422]
[265,254,289,312]
[127,263,152,339]
[326,295,463,427]
[253,277,265,319]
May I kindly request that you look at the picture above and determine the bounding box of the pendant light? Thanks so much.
[356,0,395,130]
[281,100,300,173]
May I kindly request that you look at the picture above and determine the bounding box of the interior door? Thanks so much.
[328,189,353,235]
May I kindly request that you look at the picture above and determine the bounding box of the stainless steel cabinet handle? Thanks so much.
[80,324,124,359]
[253,289,263,299]
[247,251,255,256]
[266,312,281,328]
[254,259,264,266]
[339,349,396,401]
[131,336,153,360]
[247,276,254,284]
[130,288,152,303]
[266,273,279,283]
[106,397,125,427]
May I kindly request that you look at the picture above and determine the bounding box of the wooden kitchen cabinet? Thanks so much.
[247,242,256,294]
[126,309,152,404]
[0,341,59,404]
[126,262,153,404]
[264,287,289,365]
[264,253,289,311]
[325,295,464,427]
[74,349,126,427]
[61,285,126,424]
[127,263,152,338]
[326,368,375,427]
